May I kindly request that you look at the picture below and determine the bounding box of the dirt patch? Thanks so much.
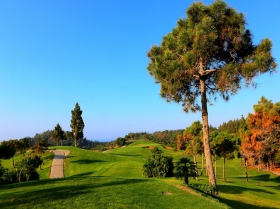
[134,144,143,146]
[176,185,198,195]
[144,146,154,149]
[164,146,173,150]
[162,192,172,195]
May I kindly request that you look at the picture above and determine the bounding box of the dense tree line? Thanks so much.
[123,130,184,148]
[218,118,245,134]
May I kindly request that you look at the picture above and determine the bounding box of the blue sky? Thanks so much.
[0,0,279,141]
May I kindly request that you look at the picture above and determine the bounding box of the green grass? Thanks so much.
[0,140,279,208]
[191,153,280,209]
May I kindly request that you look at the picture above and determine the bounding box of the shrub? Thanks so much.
[142,147,173,178]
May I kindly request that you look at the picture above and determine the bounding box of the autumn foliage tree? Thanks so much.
[241,97,280,171]
[147,0,276,194]
[177,134,185,150]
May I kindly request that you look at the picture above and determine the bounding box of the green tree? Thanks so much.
[31,138,48,154]
[184,121,203,180]
[142,147,173,178]
[115,137,126,147]
[211,131,235,182]
[15,157,39,183]
[0,141,16,167]
[70,103,85,147]
[30,155,43,170]
[52,123,66,146]
[147,0,276,194]
[174,157,196,184]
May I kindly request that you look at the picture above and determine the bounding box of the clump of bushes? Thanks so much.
[188,184,215,195]
[142,147,173,178]
[0,155,42,184]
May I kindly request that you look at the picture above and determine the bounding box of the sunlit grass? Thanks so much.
[0,140,279,209]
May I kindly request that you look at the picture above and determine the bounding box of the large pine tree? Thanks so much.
[147,0,276,194]
[70,103,85,147]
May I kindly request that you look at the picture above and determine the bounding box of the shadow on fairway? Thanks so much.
[235,174,280,184]
[67,172,95,178]
[250,174,280,183]
[0,178,148,209]
[71,159,106,164]
[109,153,142,157]
[42,154,54,161]
[218,184,274,195]
[218,196,278,209]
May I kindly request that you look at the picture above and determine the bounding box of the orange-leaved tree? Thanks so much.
[241,97,280,171]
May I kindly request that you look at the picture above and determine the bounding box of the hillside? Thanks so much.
[0,140,279,208]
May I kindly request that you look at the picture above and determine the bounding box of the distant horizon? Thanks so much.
[0,120,240,142]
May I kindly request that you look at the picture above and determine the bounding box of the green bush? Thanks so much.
[188,184,214,195]
[142,147,173,178]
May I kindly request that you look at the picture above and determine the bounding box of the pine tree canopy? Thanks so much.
[147,0,277,113]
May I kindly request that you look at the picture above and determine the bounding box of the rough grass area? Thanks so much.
[0,140,279,209]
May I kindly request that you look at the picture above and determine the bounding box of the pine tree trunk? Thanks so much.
[193,155,198,181]
[12,156,15,168]
[185,167,189,184]
[267,162,269,171]
[200,78,217,195]
[201,152,204,176]
[215,157,217,178]
[245,159,248,183]
[223,157,226,182]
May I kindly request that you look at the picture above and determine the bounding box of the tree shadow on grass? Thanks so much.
[42,154,54,161]
[217,184,274,195]
[218,196,278,209]
[109,153,142,157]
[250,174,280,183]
[235,174,280,184]
[0,178,148,208]
[71,159,106,164]
[67,172,95,179]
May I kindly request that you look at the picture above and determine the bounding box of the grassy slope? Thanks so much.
[191,153,280,209]
[0,141,227,209]
[0,140,279,208]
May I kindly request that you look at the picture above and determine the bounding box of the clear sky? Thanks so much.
[0,0,279,141]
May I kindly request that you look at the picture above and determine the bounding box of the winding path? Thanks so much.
[50,150,70,179]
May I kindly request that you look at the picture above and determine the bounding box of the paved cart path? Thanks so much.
[50,150,70,179]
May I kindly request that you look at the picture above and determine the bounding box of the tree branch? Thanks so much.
[203,69,219,76]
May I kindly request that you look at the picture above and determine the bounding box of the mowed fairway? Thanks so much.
[0,140,279,209]
[0,141,228,209]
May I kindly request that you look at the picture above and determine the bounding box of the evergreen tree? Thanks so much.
[174,157,196,184]
[70,103,85,147]
[51,123,66,146]
[147,0,276,194]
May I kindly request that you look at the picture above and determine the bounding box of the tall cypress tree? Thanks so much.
[70,103,85,147]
